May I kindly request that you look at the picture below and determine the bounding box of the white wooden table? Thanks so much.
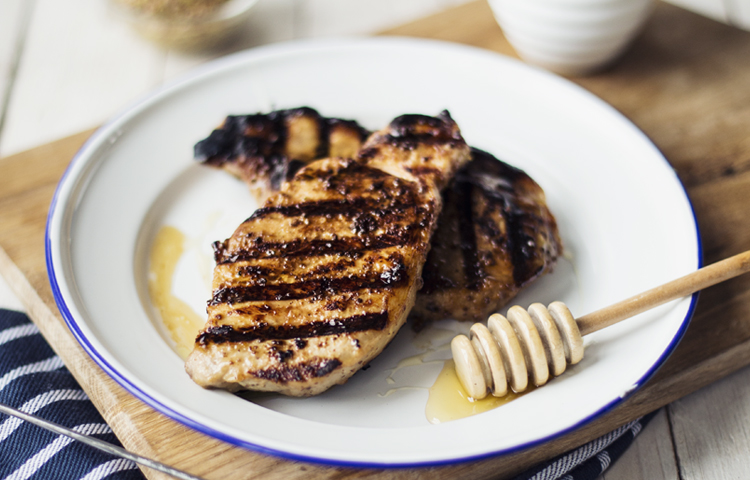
[1,1,749,478]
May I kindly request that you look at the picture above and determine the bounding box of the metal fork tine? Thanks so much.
[0,402,204,480]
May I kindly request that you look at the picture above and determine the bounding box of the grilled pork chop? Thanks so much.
[185,112,471,395]
[194,107,369,201]
[195,109,562,324]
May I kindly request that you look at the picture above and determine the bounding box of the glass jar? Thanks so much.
[111,0,260,52]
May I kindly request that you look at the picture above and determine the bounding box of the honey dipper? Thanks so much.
[451,249,750,400]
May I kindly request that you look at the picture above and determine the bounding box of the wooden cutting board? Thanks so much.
[2,1,750,478]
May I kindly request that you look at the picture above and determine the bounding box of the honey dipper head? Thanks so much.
[451,334,488,400]
[451,302,584,400]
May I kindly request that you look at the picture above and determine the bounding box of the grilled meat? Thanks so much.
[195,112,562,324]
[194,106,369,202]
[185,112,471,396]
[412,148,561,324]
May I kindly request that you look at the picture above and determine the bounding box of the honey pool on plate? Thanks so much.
[148,225,205,359]
[426,360,527,424]
[148,225,525,422]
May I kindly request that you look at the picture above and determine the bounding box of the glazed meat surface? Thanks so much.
[194,106,369,202]
[194,110,562,324]
[185,112,471,396]
[412,148,561,324]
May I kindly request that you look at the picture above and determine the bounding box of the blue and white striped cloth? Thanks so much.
[0,308,655,479]
[0,309,143,479]
[512,412,657,480]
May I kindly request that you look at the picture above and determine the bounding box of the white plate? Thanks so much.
[46,37,700,467]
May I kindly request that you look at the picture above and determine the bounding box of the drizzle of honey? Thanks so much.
[425,360,530,424]
[148,226,205,360]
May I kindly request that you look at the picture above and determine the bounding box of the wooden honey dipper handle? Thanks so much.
[577,249,750,336]
[452,249,750,400]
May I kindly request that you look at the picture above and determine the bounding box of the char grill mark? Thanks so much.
[208,290,382,320]
[215,230,421,264]
[209,160,426,263]
[463,149,544,286]
[419,268,456,295]
[197,312,388,345]
[195,112,289,167]
[229,251,403,285]
[194,106,369,167]
[456,179,482,290]
[249,197,416,221]
[316,115,332,159]
[282,159,307,185]
[209,261,408,305]
[289,158,414,197]
[503,193,543,286]
[253,359,342,383]
[380,111,465,149]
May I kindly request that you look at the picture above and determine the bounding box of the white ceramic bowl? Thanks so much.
[488,0,654,75]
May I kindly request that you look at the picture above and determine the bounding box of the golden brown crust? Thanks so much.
[193,111,562,326]
[412,148,562,324]
[186,113,470,396]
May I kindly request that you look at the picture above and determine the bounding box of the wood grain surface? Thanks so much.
[1,1,749,479]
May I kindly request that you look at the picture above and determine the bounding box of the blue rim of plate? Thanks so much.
[44,36,702,468]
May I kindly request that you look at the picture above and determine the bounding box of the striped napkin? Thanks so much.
[0,308,654,480]
[512,412,656,480]
[0,309,142,479]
